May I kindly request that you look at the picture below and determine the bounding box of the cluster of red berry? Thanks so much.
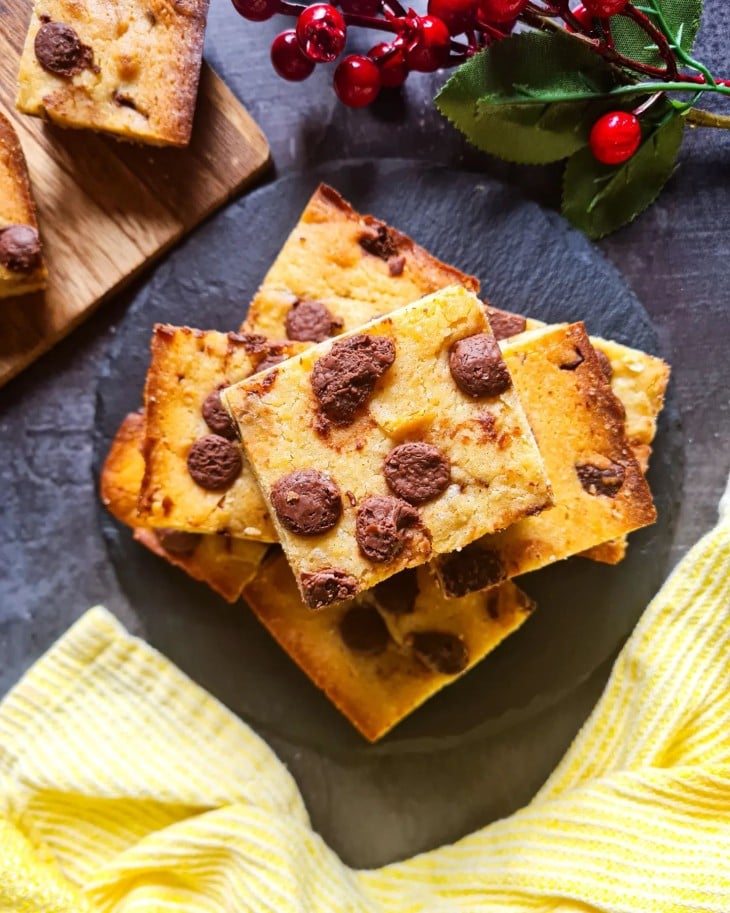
[232,0,643,163]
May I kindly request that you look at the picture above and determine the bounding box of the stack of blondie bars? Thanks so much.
[101,185,670,741]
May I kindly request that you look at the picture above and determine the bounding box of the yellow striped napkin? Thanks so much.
[2,474,729,913]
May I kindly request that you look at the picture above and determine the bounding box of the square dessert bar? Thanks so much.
[17,0,210,147]
[435,323,657,597]
[101,411,266,603]
[485,305,670,564]
[241,183,479,341]
[243,550,536,742]
[485,304,670,475]
[138,325,304,542]
[224,285,552,609]
[0,113,46,299]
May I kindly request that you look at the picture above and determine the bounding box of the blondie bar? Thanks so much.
[101,411,266,602]
[0,113,46,299]
[243,550,536,742]
[435,323,657,597]
[17,0,209,147]
[138,326,305,541]
[224,286,552,608]
[241,184,479,340]
[485,305,670,563]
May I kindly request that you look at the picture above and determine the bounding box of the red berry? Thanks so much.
[405,15,451,73]
[231,0,279,21]
[334,54,381,107]
[583,0,628,14]
[590,111,641,165]
[369,43,409,88]
[297,4,347,63]
[271,30,316,81]
[427,0,478,35]
[340,0,380,14]
[477,0,527,23]
[567,4,596,30]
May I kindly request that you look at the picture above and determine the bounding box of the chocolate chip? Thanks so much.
[270,469,342,536]
[449,333,512,398]
[113,91,138,111]
[484,306,527,341]
[202,390,237,440]
[0,225,41,273]
[485,590,500,619]
[339,604,390,654]
[153,528,201,556]
[411,631,469,675]
[372,567,419,615]
[388,255,405,276]
[311,334,395,425]
[359,222,400,260]
[383,443,451,505]
[355,495,423,563]
[227,332,268,354]
[285,299,343,343]
[187,435,242,491]
[439,543,506,598]
[576,461,625,498]
[560,347,585,370]
[35,22,93,76]
[595,349,614,383]
[477,411,497,441]
[300,568,358,609]
[255,353,286,374]
[259,370,278,393]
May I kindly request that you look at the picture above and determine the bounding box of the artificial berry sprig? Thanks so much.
[232,0,523,108]
[232,0,730,172]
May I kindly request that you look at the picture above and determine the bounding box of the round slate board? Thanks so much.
[95,159,682,860]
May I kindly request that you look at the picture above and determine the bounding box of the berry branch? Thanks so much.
[232,0,730,168]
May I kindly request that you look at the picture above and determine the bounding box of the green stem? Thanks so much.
[636,0,716,86]
[685,107,730,129]
[490,80,730,107]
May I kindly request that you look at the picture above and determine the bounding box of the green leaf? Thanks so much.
[436,31,636,165]
[611,0,703,68]
[561,112,685,239]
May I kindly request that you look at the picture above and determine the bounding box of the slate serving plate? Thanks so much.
[94,159,682,865]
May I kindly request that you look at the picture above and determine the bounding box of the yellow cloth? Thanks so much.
[2,478,730,913]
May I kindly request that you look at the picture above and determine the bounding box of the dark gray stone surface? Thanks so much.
[1,0,728,868]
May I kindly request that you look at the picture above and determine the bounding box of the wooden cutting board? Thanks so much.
[0,3,270,387]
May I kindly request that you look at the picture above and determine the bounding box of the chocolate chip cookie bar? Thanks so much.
[101,411,266,602]
[243,549,535,742]
[485,305,670,564]
[241,184,479,341]
[485,304,669,475]
[224,285,552,609]
[0,113,46,299]
[138,326,305,541]
[435,323,657,597]
[17,0,209,147]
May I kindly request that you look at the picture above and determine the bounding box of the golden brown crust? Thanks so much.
[0,112,46,298]
[434,324,657,595]
[242,183,479,338]
[139,325,304,541]
[484,306,670,566]
[17,0,210,147]
[243,549,535,742]
[101,411,266,602]
[133,527,266,603]
[100,409,146,526]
